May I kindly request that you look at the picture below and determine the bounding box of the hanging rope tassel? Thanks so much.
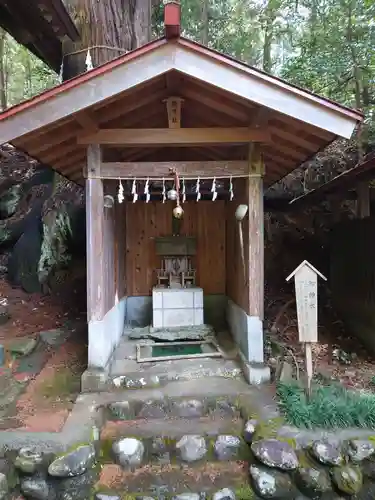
[196,177,201,202]
[211,177,217,201]
[131,178,138,203]
[182,178,186,203]
[117,179,124,204]
[144,177,150,203]
[229,175,234,201]
[162,178,166,203]
[58,59,64,84]
[85,49,93,71]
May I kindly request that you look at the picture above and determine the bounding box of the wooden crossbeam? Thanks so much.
[84,160,249,179]
[77,127,271,146]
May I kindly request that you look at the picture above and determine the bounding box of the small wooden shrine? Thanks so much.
[0,1,362,384]
[155,236,196,288]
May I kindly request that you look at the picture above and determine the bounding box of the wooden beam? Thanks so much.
[77,127,271,146]
[41,141,79,163]
[75,111,99,133]
[182,87,249,122]
[87,160,249,179]
[86,144,105,321]
[248,143,264,320]
[53,150,86,169]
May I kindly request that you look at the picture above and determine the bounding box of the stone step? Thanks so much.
[99,420,249,466]
[101,415,243,440]
[109,359,243,391]
[105,396,241,422]
[95,461,257,499]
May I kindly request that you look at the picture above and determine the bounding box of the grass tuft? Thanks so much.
[277,381,375,429]
[39,368,81,401]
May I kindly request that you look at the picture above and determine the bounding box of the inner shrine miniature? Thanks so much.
[152,235,204,329]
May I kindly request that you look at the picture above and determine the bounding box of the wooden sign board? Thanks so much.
[286,260,327,343]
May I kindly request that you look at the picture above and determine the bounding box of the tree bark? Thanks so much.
[262,0,280,73]
[201,0,209,46]
[0,29,7,111]
[345,0,365,157]
[62,0,152,80]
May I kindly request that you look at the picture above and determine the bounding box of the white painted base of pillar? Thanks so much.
[88,297,126,369]
[239,352,271,384]
[226,299,264,363]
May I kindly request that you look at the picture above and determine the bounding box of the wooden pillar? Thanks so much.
[356,182,370,219]
[248,143,264,321]
[86,144,105,321]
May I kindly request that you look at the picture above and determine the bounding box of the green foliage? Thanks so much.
[277,381,375,429]
[1,31,58,109]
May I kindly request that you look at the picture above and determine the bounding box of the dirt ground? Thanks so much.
[267,293,375,392]
[0,278,87,432]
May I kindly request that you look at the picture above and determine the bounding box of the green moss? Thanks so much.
[38,368,81,400]
[99,438,115,463]
[252,417,285,441]
[234,483,255,500]
[331,466,363,495]
[296,449,316,469]
[236,396,259,420]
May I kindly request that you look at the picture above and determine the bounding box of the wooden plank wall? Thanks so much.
[102,206,116,316]
[99,183,127,318]
[125,201,226,296]
[114,200,126,301]
[225,179,249,313]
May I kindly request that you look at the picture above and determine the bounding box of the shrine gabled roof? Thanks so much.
[0,34,363,186]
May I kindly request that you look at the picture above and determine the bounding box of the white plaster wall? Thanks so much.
[88,297,126,369]
[226,299,264,363]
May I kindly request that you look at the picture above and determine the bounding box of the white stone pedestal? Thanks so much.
[152,287,204,328]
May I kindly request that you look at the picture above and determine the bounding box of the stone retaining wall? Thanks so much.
[3,416,375,498]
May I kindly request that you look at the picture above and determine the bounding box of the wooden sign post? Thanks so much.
[286,260,327,397]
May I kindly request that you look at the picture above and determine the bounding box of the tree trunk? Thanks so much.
[0,29,7,111]
[41,0,153,291]
[262,0,279,73]
[201,0,209,46]
[62,0,152,80]
[345,0,365,157]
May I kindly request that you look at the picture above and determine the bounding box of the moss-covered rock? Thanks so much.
[38,209,72,286]
[251,418,285,442]
[0,183,22,218]
[251,439,299,470]
[295,467,332,497]
[331,465,363,495]
[250,464,295,498]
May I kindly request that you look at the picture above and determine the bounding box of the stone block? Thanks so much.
[163,308,195,327]
[81,368,109,393]
[194,308,204,325]
[242,361,271,385]
[152,289,163,309]
[163,290,195,309]
[194,291,204,308]
[152,309,163,329]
